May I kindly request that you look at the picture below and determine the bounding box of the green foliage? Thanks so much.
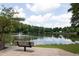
[0,5,25,33]
[14,24,53,36]
[68,3,79,26]
[0,16,11,33]
[52,27,62,32]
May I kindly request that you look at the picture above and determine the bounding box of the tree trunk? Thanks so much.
[0,33,5,50]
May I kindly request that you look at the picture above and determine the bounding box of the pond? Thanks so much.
[10,33,79,45]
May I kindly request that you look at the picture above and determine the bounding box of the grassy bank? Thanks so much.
[35,44,79,54]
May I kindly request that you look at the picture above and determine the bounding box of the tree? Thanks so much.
[52,27,61,32]
[0,5,24,49]
[68,3,79,27]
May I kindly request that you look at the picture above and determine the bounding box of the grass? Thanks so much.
[35,44,79,54]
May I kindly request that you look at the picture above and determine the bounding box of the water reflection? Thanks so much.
[32,36,75,45]
[11,34,79,45]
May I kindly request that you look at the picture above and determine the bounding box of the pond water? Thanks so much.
[11,34,79,45]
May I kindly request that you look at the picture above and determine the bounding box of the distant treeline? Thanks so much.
[8,21,79,35]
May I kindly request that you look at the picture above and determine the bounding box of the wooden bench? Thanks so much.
[16,41,34,51]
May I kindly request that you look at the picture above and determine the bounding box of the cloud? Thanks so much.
[22,12,72,28]
[11,4,72,28]
[26,3,61,13]
[13,6,26,18]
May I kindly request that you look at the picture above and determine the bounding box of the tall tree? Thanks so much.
[68,3,79,26]
[0,5,24,49]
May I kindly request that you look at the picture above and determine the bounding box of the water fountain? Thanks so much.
[18,32,22,39]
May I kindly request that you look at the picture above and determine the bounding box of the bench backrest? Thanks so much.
[16,41,34,47]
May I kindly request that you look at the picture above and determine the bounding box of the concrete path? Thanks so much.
[0,46,78,56]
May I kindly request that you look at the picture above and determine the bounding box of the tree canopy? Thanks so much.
[68,3,79,27]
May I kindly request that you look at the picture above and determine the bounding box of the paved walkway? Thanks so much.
[0,46,78,56]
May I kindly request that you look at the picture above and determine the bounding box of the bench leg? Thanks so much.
[24,47,26,51]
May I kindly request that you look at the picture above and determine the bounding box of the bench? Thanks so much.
[16,41,34,51]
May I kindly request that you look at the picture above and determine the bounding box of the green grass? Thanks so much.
[35,44,79,54]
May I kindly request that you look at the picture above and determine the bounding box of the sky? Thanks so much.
[0,3,72,28]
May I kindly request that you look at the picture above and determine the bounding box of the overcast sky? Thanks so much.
[0,3,72,28]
